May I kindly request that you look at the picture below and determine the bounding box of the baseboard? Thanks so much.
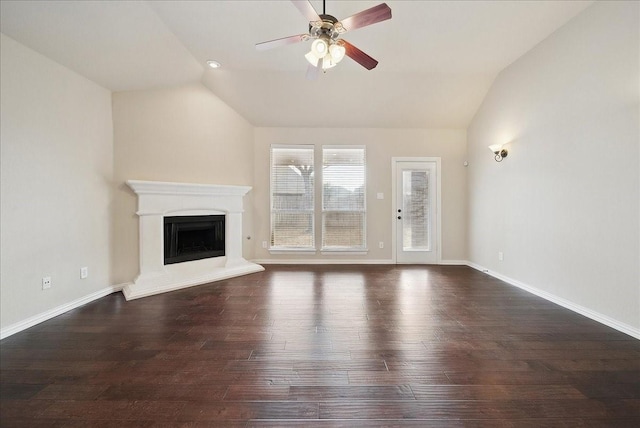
[0,284,125,340]
[439,259,468,265]
[253,259,394,265]
[254,259,467,266]
[466,262,640,340]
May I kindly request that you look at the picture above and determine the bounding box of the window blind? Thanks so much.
[402,170,430,250]
[322,147,366,249]
[270,146,315,248]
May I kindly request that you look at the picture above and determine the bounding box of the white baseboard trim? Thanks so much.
[439,259,468,265]
[466,262,640,340]
[252,259,394,265]
[0,284,125,340]
[254,259,468,266]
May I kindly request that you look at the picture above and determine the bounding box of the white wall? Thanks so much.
[111,84,255,284]
[467,2,639,333]
[0,34,114,331]
[253,128,468,263]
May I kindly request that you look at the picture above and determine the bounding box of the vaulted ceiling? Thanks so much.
[0,0,593,128]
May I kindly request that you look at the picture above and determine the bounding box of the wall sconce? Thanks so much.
[488,144,508,162]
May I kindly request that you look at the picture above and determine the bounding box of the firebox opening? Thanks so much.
[164,215,225,265]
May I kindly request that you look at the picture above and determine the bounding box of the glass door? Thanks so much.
[395,160,438,264]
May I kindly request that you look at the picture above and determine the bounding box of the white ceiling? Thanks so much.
[0,0,593,128]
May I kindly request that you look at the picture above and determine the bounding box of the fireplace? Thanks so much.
[164,215,225,265]
[123,180,264,300]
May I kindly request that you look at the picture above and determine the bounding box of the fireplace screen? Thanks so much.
[164,215,225,265]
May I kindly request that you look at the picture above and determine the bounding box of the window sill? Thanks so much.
[269,248,317,255]
[320,249,369,256]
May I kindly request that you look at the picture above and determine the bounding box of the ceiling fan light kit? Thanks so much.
[330,42,346,62]
[311,37,328,58]
[256,0,392,79]
[305,36,345,69]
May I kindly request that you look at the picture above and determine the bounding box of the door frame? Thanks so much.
[391,157,442,264]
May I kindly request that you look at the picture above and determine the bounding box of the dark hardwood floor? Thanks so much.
[1,265,638,427]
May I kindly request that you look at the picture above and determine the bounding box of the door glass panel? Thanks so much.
[402,170,430,251]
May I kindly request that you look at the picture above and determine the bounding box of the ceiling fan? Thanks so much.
[256,0,392,79]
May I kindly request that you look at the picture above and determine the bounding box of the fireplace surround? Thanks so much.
[123,180,264,300]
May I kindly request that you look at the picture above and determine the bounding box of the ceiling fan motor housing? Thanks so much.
[310,14,344,40]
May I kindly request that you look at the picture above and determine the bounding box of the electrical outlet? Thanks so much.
[498,251,504,261]
[80,267,88,279]
[379,242,384,249]
[42,276,52,290]
[262,241,268,249]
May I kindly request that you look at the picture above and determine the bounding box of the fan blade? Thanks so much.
[342,40,378,70]
[291,0,320,23]
[339,3,392,32]
[256,34,308,51]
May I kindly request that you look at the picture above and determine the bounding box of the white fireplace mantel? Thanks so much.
[122,180,264,300]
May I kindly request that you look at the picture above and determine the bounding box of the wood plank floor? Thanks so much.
[1,265,639,427]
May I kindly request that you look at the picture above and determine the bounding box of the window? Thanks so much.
[270,145,315,249]
[322,146,366,250]
[269,145,367,253]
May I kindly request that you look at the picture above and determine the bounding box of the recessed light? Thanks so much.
[206,60,221,69]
